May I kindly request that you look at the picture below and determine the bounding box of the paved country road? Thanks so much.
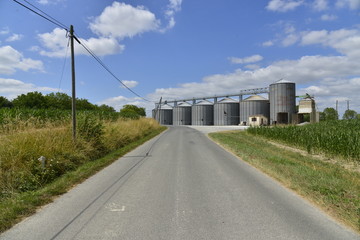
[1,126,359,240]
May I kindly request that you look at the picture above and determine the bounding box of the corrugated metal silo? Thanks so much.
[239,95,270,125]
[173,102,192,125]
[191,100,214,125]
[214,97,240,125]
[269,79,296,124]
[155,104,173,125]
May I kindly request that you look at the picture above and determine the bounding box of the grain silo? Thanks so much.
[269,79,296,124]
[192,100,214,125]
[214,97,240,125]
[154,104,173,125]
[239,95,270,125]
[173,102,192,125]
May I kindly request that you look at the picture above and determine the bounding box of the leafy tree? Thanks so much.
[319,108,338,121]
[12,91,48,109]
[76,98,96,110]
[0,96,13,108]
[320,107,339,121]
[121,104,146,117]
[343,109,357,120]
[45,92,72,110]
[97,104,115,112]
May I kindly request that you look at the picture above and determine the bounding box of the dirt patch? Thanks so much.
[267,140,360,173]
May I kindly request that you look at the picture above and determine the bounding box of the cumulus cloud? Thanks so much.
[37,28,124,57]
[313,0,329,11]
[229,55,264,64]
[89,2,160,39]
[6,33,23,42]
[336,0,360,9]
[0,46,44,75]
[266,0,304,12]
[161,0,183,31]
[320,14,338,21]
[0,78,57,99]
[121,80,138,89]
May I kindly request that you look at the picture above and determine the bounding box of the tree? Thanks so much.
[45,92,72,110]
[343,109,357,120]
[320,107,339,121]
[12,92,48,109]
[0,96,13,108]
[76,98,96,110]
[119,105,146,119]
[121,105,146,116]
[96,104,115,112]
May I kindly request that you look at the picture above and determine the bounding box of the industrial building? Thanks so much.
[153,79,316,126]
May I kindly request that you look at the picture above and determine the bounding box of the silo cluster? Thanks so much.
[152,79,296,126]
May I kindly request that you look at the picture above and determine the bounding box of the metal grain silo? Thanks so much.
[191,100,214,125]
[214,97,240,125]
[239,95,270,125]
[154,104,173,125]
[173,102,192,125]
[269,79,296,124]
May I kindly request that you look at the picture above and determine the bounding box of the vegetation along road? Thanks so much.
[1,126,358,239]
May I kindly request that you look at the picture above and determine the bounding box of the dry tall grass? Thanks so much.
[0,117,162,197]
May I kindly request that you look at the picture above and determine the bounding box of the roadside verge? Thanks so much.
[209,131,360,234]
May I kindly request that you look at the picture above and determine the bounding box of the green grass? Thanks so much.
[0,125,166,233]
[209,131,360,233]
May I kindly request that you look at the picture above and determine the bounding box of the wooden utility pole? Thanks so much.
[70,25,76,140]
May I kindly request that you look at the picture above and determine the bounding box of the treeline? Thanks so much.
[0,92,115,112]
[0,92,147,119]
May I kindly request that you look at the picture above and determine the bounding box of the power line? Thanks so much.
[12,0,68,31]
[76,35,151,102]
[22,0,68,30]
[58,38,70,92]
[11,0,151,102]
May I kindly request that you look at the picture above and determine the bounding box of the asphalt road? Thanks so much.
[1,126,359,240]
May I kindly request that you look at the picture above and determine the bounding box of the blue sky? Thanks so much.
[1,0,360,116]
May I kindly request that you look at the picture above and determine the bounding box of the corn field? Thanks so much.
[247,120,360,161]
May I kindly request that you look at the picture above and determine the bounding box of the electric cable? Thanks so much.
[76,36,152,102]
[12,0,68,31]
[58,38,70,92]
[11,0,152,102]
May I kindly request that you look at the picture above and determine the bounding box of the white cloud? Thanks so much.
[161,0,183,31]
[320,14,338,21]
[229,55,264,64]
[266,0,304,12]
[262,40,274,47]
[121,80,138,89]
[0,46,44,75]
[313,0,328,11]
[0,78,57,99]
[37,0,65,5]
[336,0,360,9]
[282,33,299,46]
[0,28,9,35]
[6,33,23,42]
[301,28,360,57]
[37,28,124,57]
[89,2,160,39]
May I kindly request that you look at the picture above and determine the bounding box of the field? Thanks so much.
[247,119,360,162]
